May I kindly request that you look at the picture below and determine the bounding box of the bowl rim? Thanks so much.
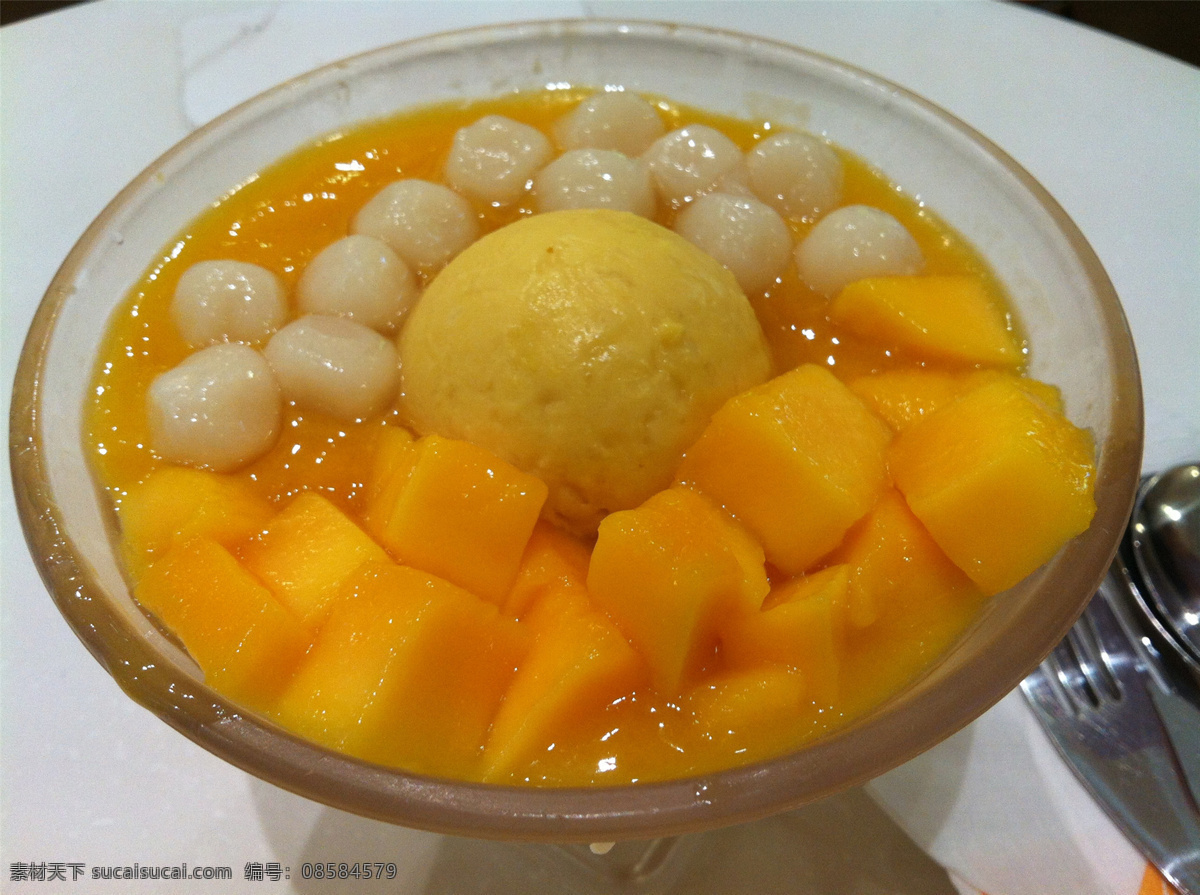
[9,17,1144,841]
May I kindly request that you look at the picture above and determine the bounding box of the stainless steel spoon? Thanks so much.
[1132,463,1200,662]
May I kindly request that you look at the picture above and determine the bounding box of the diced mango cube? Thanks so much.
[677,364,892,575]
[484,591,645,779]
[361,424,419,541]
[968,370,1063,414]
[688,667,808,747]
[503,520,592,619]
[831,491,989,704]
[828,489,981,628]
[240,492,389,625]
[118,466,274,581]
[273,560,528,776]
[587,486,769,695]
[830,275,1021,367]
[847,369,967,432]
[849,369,1063,433]
[135,537,311,710]
[888,378,1097,594]
[371,434,548,605]
[722,564,848,705]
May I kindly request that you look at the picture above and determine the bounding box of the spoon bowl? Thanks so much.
[1132,463,1200,663]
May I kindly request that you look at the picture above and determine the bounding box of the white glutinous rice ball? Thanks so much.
[147,343,282,472]
[533,149,656,217]
[264,315,399,421]
[443,115,553,204]
[296,235,417,334]
[352,179,479,273]
[794,205,924,297]
[171,260,286,347]
[674,193,793,294]
[642,125,743,205]
[746,131,843,220]
[553,92,666,157]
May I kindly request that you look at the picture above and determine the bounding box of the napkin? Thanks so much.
[866,691,1177,895]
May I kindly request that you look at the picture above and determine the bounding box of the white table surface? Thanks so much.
[3,3,1198,894]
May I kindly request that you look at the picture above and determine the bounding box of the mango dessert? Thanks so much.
[84,88,1098,787]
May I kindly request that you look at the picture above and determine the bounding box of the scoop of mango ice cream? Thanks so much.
[397,209,772,535]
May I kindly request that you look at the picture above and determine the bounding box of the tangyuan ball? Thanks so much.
[553,92,666,157]
[352,179,479,273]
[171,260,286,347]
[795,205,924,296]
[674,193,792,293]
[443,115,553,205]
[147,343,282,472]
[533,149,656,218]
[643,125,743,206]
[746,131,843,220]
[398,209,771,536]
[265,315,400,422]
[296,234,417,334]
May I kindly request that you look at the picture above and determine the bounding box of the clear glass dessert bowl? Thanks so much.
[9,19,1142,841]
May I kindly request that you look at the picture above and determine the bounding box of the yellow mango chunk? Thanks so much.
[722,565,849,705]
[688,667,808,749]
[889,378,1097,594]
[831,491,989,709]
[830,275,1022,367]
[135,537,311,710]
[849,368,1063,432]
[677,364,892,575]
[587,486,769,695]
[240,492,389,626]
[118,466,274,581]
[503,520,592,619]
[847,369,966,432]
[484,591,645,779]
[361,424,418,540]
[274,560,529,776]
[371,434,549,605]
[829,489,981,628]
[969,370,1063,414]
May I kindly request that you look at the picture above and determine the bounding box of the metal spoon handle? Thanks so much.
[1102,552,1200,811]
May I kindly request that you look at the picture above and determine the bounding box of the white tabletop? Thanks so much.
[3,3,1198,894]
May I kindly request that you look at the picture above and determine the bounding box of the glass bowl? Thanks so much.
[9,19,1142,842]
